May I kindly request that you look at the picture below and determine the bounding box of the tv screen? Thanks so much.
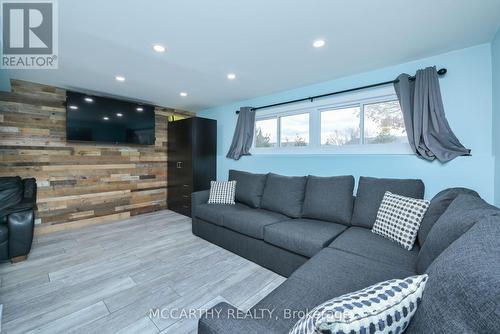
[66,91,155,145]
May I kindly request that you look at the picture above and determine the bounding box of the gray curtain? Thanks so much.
[226,107,256,160]
[394,66,470,162]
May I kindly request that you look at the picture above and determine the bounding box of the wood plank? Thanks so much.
[0,79,193,230]
[24,301,110,334]
[34,212,131,235]
[0,211,284,333]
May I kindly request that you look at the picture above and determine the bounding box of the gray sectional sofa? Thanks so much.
[192,170,500,333]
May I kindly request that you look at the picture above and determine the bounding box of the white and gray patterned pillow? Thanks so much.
[289,274,428,334]
[372,192,430,250]
[207,180,236,205]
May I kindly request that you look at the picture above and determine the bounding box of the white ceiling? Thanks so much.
[2,0,500,111]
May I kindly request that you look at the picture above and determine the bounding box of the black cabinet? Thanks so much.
[167,117,216,216]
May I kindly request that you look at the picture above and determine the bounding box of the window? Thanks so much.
[364,101,407,144]
[321,106,360,146]
[252,86,411,154]
[280,113,309,147]
[255,118,277,148]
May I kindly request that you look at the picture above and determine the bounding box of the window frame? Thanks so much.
[251,85,412,155]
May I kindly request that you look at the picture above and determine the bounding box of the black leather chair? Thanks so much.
[0,176,37,262]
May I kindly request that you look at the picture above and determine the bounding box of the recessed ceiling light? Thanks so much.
[153,44,166,53]
[84,97,93,103]
[116,113,123,117]
[180,92,188,97]
[69,105,78,110]
[313,39,325,48]
[227,73,236,80]
[136,107,143,112]
[103,116,109,120]
[115,75,126,82]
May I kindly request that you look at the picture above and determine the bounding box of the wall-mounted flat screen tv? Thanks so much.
[66,91,155,145]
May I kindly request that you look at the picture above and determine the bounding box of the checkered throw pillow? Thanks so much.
[289,274,428,334]
[207,181,236,205]
[372,192,430,250]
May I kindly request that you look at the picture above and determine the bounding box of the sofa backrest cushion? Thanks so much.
[418,187,479,246]
[261,173,307,218]
[0,176,23,214]
[228,170,267,208]
[350,176,425,229]
[406,216,500,334]
[301,175,354,225]
[416,194,499,273]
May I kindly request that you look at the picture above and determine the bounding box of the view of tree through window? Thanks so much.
[255,118,277,147]
[253,97,408,152]
[280,113,309,147]
[321,106,360,145]
[364,100,407,144]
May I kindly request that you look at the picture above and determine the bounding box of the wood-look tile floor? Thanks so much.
[0,210,286,334]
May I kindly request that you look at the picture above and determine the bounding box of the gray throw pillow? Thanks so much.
[350,176,425,229]
[418,187,479,246]
[301,175,354,225]
[261,173,307,218]
[416,194,499,273]
[228,170,267,208]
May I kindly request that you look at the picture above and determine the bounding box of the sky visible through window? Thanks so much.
[254,99,407,149]
[255,118,277,147]
[364,101,407,144]
[280,113,309,147]
[321,106,360,145]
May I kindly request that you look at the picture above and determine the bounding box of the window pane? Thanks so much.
[321,106,361,145]
[255,118,277,147]
[280,113,309,147]
[364,100,408,144]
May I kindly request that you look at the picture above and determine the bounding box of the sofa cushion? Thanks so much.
[416,194,499,273]
[351,176,425,229]
[418,187,479,246]
[301,175,354,225]
[198,302,274,334]
[261,173,307,218]
[228,170,267,208]
[247,248,415,333]
[251,276,333,333]
[222,208,287,239]
[406,216,500,334]
[264,219,347,258]
[291,274,428,334]
[372,191,430,251]
[292,248,415,297]
[207,180,236,205]
[195,203,250,226]
[329,227,419,272]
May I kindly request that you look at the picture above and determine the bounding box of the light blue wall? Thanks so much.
[199,44,494,201]
[493,29,500,206]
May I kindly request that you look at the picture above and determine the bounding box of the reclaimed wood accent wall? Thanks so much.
[0,80,193,234]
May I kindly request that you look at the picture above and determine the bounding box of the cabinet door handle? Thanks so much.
[176,161,183,168]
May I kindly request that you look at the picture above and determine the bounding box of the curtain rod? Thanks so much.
[236,68,447,114]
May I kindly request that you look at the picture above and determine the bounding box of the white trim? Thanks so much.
[252,143,413,155]
[252,85,412,155]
